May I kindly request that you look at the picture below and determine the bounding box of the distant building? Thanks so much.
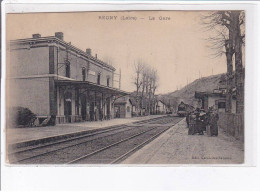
[8,32,128,124]
[195,87,236,113]
[128,95,149,116]
[155,100,167,114]
[129,96,139,116]
[114,96,133,118]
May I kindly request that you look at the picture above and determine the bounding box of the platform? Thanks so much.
[122,119,244,164]
[6,115,164,145]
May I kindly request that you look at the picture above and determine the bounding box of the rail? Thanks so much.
[8,116,182,164]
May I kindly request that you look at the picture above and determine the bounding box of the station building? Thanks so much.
[114,96,133,118]
[8,32,128,124]
[194,74,238,113]
[195,88,236,113]
[155,100,168,114]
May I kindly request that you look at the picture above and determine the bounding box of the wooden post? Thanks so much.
[119,68,121,90]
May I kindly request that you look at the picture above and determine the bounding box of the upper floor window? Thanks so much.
[82,67,86,81]
[65,61,70,78]
[107,77,110,87]
[97,73,101,85]
[218,101,226,109]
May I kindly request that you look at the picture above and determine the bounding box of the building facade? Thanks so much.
[195,90,236,113]
[8,32,128,124]
[155,100,167,114]
[114,96,133,118]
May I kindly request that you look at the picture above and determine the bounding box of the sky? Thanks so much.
[6,11,227,94]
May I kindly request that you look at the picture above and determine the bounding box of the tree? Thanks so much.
[133,60,144,114]
[150,68,159,114]
[202,11,245,114]
[132,60,159,115]
[140,64,148,115]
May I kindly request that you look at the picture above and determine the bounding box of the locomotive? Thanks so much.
[177,101,194,117]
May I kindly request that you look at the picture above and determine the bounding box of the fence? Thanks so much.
[218,112,244,141]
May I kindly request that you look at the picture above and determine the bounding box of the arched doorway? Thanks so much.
[64,92,72,123]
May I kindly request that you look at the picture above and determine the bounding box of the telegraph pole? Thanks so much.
[119,68,121,90]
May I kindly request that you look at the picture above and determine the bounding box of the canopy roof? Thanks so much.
[195,91,226,99]
[55,80,129,96]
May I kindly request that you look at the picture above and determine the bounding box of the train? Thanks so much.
[177,102,195,117]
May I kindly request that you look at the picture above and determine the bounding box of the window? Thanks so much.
[127,106,130,112]
[107,77,110,87]
[218,102,226,109]
[82,67,86,81]
[97,73,101,85]
[65,61,70,78]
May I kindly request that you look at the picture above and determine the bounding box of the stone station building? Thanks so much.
[8,32,128,124]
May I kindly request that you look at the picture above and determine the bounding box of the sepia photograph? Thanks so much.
[4,9,245,165]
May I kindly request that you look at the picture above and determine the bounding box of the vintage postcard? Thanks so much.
[4,9,245,165]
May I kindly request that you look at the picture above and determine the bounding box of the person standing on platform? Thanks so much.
[209,109,219,136]
[188,111,196,135]
[194,108,204,135]
[100,108,103,121]
[186,112,190,127]
[94,106,98,121]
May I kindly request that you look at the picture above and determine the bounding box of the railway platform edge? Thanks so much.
[6,115,166,149]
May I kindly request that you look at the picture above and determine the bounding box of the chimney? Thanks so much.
[32,34,41,38]
[86,48,92,55]
[95,54,97,59]
[55,32,64,40]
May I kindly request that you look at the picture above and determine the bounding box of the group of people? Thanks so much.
[186,107,219,136]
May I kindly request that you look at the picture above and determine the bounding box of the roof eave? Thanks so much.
[10,37,116,71]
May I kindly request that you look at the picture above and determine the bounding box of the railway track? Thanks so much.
[68,125,173,164]
[8,125,143,163]
[148,116,180,124]
[132,115,170,124]
[8,116,182,164]
[8,116,166,156]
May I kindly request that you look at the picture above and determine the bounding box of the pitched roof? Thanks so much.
[114,96,133,105]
